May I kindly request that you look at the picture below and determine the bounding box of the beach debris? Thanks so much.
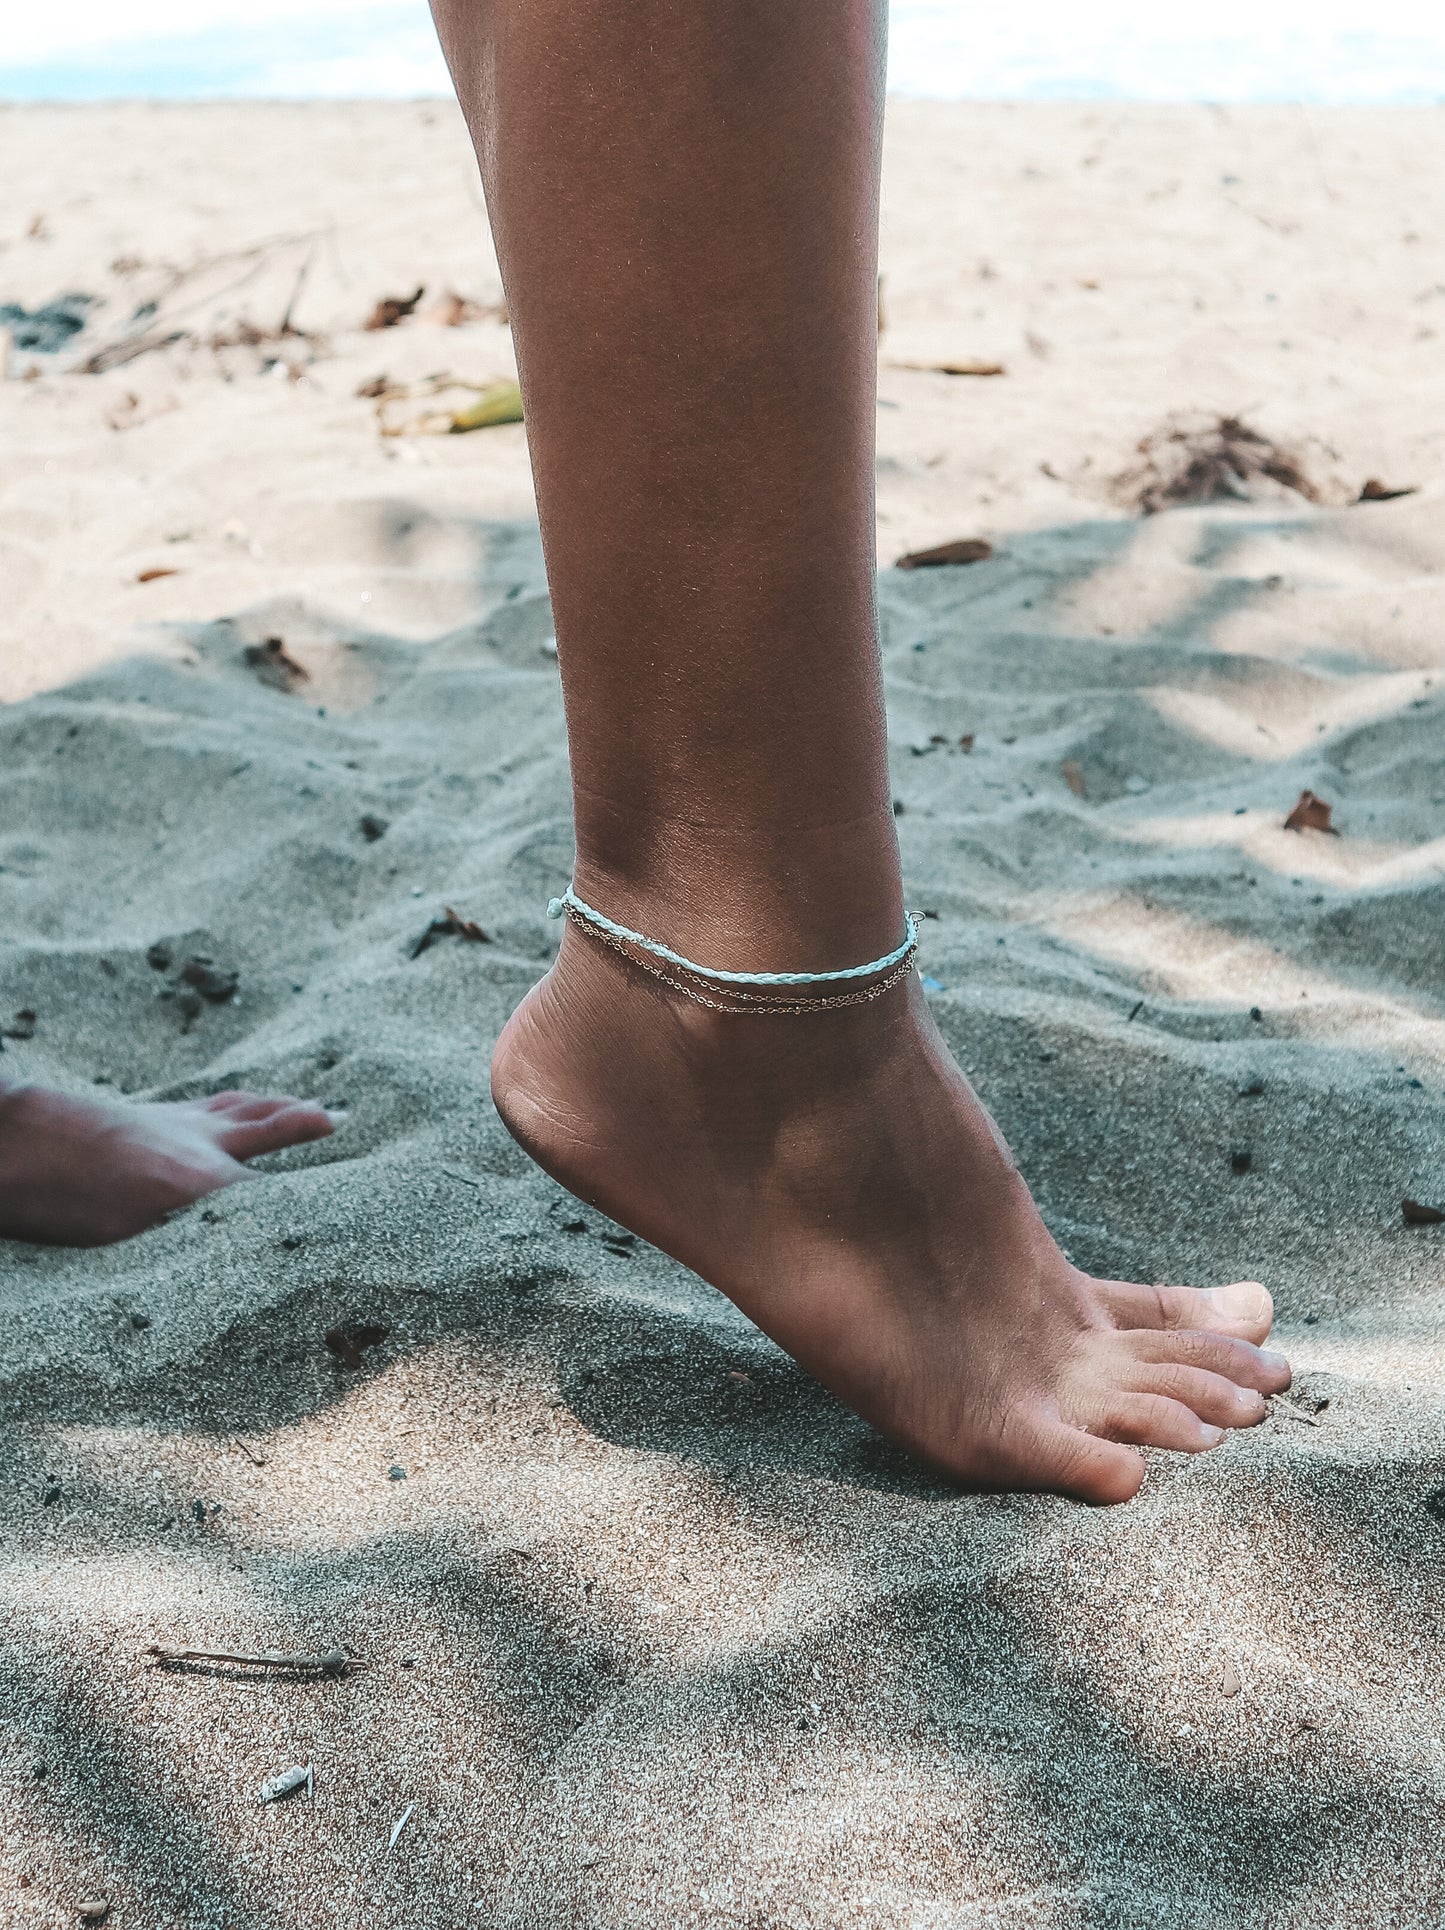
[364,287,425,330]
[147,1644,359,1678]
[3,1009,37,1040]
[1122,414,1321,515]
[375,374,524,437]
[1357,477,1417,503]
[410,906,492,958]
[359,813,389,842]
[258,1763,314,1804]
[324,1319,390,1368]
[1284,789,1336,834]
[1425,1489,1445,1522]
[1230,1149,1253,1174]
[179,956,240,1002]
[890,358,1006,377]
[959,733,975,752]
[389,1465,407,1482]
[136,567,180,584]
[356,373,400,399]
[42,1482,63,1506]
[1238,1078,1265,1096]
[1219,1652,1242,1697]
[1061,759,1087,798]
[244,636,309,691]
[895,537,994,569]
[1403,1198,1445,1226]
[387,1802,416,1851]
[76,1901,110,1925]
[1271,1393,1322,1427]
[420,291,487,327]
[0,293,94,352]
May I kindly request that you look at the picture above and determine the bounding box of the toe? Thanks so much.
[1121,1361,1267,1430]
[211,1098,334,1161]
[1041,1426,1147,1506]
[1099,1278,1274,1346]
[1116,1327,1291,1395]
[1094,1391,1226,1454]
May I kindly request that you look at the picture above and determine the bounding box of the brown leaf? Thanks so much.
[243,636,309,689]
[419,291,483,327]
[1061,759,1087,798]
[1121,414,1321,515]
[892,359,1006,378]
[136,567,179,584]
[1403,1198,1445,1226]
[896,538,995,570]
[1284,789,1335,834]
[324,1320,391,1369]
[363,286,425,331]
[410,907,493,958]
[1357,478,1418,503]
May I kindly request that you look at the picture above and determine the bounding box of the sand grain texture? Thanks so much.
[1,101,1444,1928]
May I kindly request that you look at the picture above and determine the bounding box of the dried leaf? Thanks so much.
[364,286,425,330]
[1357,478,1417,503]
[136,567,179,584]
[1284,789,1335,834]
[1403,1198,1445,1226]
[243,636,309,690]
[1061,759,1087,798]
[410,907,492,957]
[895,538,995,570]
[179,956,239,1002]
[1121,414,1321,515]
[324,1320,391,1369]
[420,292,482,327]
[891,358,1006,377]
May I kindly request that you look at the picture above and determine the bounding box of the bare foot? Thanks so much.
[492,934,1291,1503]
[0,1081,334,1247]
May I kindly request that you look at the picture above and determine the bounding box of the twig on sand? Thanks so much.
[388,1802,416,1851]
[1270,1394,1321,1427]
[144,1644,363,1677]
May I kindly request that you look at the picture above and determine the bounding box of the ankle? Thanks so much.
[569,817,906,981]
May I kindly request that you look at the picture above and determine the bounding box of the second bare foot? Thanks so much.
[492,933,1290,1504]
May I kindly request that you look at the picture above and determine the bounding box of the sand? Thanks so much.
[1,97,1444,1928]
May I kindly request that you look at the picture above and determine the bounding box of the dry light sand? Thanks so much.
[2,98,1445,1929]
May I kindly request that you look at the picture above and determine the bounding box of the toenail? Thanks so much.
[1261,1349,1289,1372]
[1207,1281,1268,1322]
[1200,1424,1225,1446]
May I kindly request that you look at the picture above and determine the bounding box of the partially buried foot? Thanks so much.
[493,931,1291,1503]
[0,1082,334,1247]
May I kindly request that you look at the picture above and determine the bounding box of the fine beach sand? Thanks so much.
[2,98,1444,1927]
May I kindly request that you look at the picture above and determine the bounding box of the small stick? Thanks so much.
[388,1802,416,1851]
[1271,1394,1321,1427]
[144,1644,361,1676]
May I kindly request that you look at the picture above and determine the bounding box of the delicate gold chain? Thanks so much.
[560,905,919,1014]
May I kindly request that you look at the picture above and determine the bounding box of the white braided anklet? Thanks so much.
[546,886,919,1015]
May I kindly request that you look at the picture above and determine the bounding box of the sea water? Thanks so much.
[2,0,1444,103]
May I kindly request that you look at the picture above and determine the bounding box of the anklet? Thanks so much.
[546,887,919,1015]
